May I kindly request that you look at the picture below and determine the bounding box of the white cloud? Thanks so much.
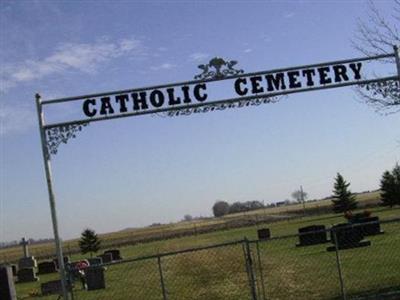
[0,38,144,93]
[189,52,209,62]
[150,63,176,71]
[284,12,295,18]
[244,48,253,53]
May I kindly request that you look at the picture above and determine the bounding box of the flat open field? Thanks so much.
[10,205,400,300]
[0,191,382,263]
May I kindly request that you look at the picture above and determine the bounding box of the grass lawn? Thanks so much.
[11,206,400,299]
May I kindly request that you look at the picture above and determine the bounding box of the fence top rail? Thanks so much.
[100,238,247,267]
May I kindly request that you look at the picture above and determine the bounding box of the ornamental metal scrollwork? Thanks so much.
[165,96,283,117]
[359,80,400,99]
[194,57,244,80]
[45,122,89,156]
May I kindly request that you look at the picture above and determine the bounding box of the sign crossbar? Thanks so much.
[41,52,395,105]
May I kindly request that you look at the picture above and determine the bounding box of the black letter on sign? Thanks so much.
[332,65,349,82]
[131,92,149,111]
[115,94,130,113]
[287,71,301,88]
[317,67,332,84]
[302,69,316,86]
[265,73,286,91]
[234,78,248,96]
[181,86,192,103]
[349,63,362,80]
[194,84,207,102]
[83,99,97,117]
[150,90,165,107]
[167,88,181,105]
[100,97,115,115]
[250,76,264,94]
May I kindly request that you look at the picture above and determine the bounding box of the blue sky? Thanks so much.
[1,0,399,241]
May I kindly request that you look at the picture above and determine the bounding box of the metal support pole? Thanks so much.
[35,94,70,300]
[157,256,168,300]
[332,230,346,300]
[394,45,400,81]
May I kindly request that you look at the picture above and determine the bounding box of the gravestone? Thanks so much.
[85,266,106,290]
[53,256,70,269]
[88,257,102,266]
[10,265,17,277]
[257,228,271,240]
[327,223,371,251]
[20,237,29,257]
[98,253,113,264]
[41,280,62,296]
[104,249,122,261]
[353,216,384,236]
[38,261,57,274]
[18,257,37,269]
[296,225,329,247]
[0,265,17,300]
[17,268,38,283]
[18,237,37,270]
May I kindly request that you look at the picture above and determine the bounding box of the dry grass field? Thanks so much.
[0,191,381,264]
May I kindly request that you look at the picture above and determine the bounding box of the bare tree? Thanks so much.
[353,0,400,113]
[291,189,308,203]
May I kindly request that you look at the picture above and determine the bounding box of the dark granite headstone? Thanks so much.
[0,265,17,300]
[53,256,70,269]
[38,261,57,274]
[98,253,113,264]
[327,223,371,251]
[41,280,62,296]
[17,268,38,283]
[85,266,106,290]
[353,216,384,236]
[104,249,122,261]
[18,256,37,269]
[88,257,103,266]
[257,228,271,240]
[297,225,329,247]
[10,265,17,277]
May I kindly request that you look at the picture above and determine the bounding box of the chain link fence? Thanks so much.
[11,218,400,300]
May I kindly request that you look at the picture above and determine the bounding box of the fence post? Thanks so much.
[332,229,347,300]
[157,256,168,300]
[255,241,266,300]
[243,238,258,300]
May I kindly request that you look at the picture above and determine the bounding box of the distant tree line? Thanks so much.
[212,200,265,217]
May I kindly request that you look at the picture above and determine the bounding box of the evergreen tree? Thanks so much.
[79,228,101,257]
[380,164,400,207]
[331,173,358,213]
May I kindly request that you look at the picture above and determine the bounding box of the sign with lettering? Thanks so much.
[42,53,398,129]
[38,50,399,155]
[81,62,363,119]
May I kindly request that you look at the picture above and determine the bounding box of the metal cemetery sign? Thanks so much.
[42,50,399,130]
[35,47,400,300]
[80,60,363,119]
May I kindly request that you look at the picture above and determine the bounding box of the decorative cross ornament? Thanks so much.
[20,237,29,258]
